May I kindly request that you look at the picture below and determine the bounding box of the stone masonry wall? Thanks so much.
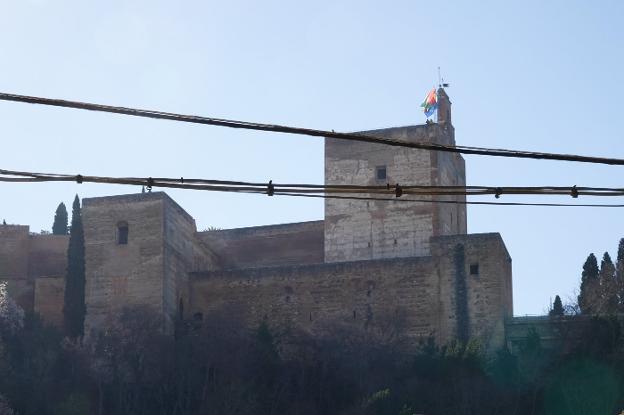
[198,221,324,269]
[0,226,68,315]
[28,234,69,278]
[0,225,30,279]
[189,233,512,349]
[324,122,466,263]
[431,144,467,236]
[34,276,65,327]
[163,195,219,332]
[432,233,512,351]
[82,193,166,335]
[190,256,441,344]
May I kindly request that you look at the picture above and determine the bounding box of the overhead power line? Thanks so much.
[1,168,623,208]
[0,92,623,166]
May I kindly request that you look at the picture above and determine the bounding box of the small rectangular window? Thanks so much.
[117,225,129,245]
[376,165,387,181]
[470,263,479,275]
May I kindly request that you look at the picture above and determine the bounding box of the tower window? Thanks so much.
[178,298,184,321]
[470,263,479,276]
[376,165,387,181]
[117,222,129,245]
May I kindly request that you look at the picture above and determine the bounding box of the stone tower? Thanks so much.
[324,88,467,263]
[82,192,217,335]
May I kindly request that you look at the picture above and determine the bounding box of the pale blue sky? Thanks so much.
[0,0,622,315]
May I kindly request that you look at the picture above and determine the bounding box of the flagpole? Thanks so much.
[436,67,441,124]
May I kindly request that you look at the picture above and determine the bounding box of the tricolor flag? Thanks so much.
[420,88,437,118]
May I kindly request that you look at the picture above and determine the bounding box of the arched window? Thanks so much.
[117,221,129,245]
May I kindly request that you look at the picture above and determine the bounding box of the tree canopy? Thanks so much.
[51,202,68,235]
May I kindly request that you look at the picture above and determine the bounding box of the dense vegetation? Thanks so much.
[574,238,624,316]
[1,298,624,415]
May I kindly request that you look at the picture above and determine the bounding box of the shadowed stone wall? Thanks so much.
[34,276,65,327]
[190,233,511,349]
[432,233,513,350]
[190,256,439,343]
[0,225,30,280]
[163,195,220,332]
[198,221,324,269]
[28,234,69,278]
[0,225,68,313]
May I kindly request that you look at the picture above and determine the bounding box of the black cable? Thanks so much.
[1,168,624,196]
[276,192,624,208]
[0,92,623,166]
[1,169,624,207]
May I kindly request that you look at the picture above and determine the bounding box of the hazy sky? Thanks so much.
[0,0,622,315]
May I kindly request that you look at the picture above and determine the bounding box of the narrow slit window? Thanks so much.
[470,263,479,276]
[117,222,129,245]
[376,165,387,181]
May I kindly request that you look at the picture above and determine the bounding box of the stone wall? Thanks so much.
[0,279,33,312]
[431,147,467,236]
[0,225,30,279]
[0,226,68,316]
[190,256,440,344]
[34,276,65,327]
[506,315,594,355]
[163,195,219,332]
[324,121,466,263]
[189,232,512,349]
[82,193,166,335]
[28,234,68,278]
[197,221,324,269]
[432,233,513,351]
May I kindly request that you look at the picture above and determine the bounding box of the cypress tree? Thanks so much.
[617,238,624,280]
[549,295,564,317]
[578,253,599,314]
[599,252,617,314]
[63,195,86,339]
[52,202,68,235]
[617,238,624,311]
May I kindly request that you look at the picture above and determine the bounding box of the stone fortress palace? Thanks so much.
[0,88,516,351]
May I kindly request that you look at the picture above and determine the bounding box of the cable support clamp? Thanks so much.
[75,174,83,184]
[571,185,578,198]
[495,187,502,199]
[180,177,184,184]
[395,183,403,198]
[267,180,274,196]
[146,177,154,192]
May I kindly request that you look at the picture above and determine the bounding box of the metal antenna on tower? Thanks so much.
[438,67,450,88]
